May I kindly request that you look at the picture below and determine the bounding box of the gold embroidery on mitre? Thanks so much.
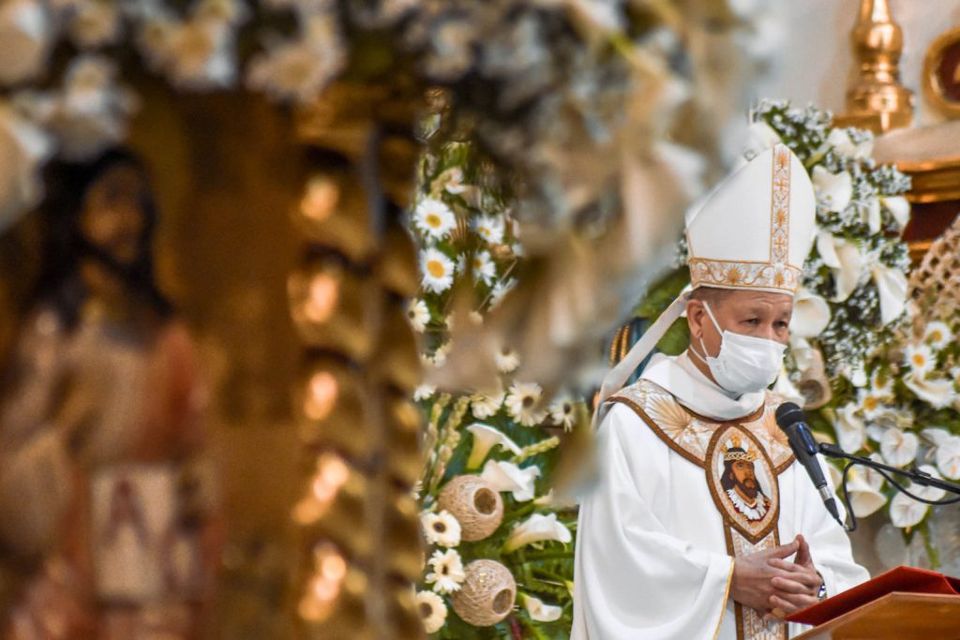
[688,144,797,294]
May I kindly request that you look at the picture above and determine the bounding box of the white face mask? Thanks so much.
[690,301,787,395]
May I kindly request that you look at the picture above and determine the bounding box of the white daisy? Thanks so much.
[870,369,894,400]
[495,347,520,374]
[406,299,429,333]
[474,214,505,244]
[923,321,952,351]
[903,343,935,377]
[856,389,885,421]
[421,510,461,548]
[425,549,465,594]
[420,248,455,294]
[414,197,456,239]
[550,397,578,432]
[416,590,447,633]
[505,382,547,427]
[472,250,497,285]
[471,389,505,419]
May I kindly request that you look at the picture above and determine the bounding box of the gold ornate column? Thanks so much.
[287,82,425,639]
[834,0,914,132]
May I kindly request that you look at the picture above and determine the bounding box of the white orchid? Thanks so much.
[466,424,521,470]
[880,428,919,467]
[790,288,831,338]
[816,233,864,302]
[504,512,572,552]
[834,403,866,454]
[812,166,853,213]
[881,196,910,229]
[480,460,540,502]
[521,593,563,622]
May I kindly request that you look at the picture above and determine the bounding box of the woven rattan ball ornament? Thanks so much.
[437,475,504,542]
[451,559,516,627]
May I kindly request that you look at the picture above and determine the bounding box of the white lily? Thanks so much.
[834,403,866,453]
[870,262,907,326]
[466,424,522,470]
[742,120,782,160]
[504,512,572,553]
[881,196,910,230]
[812,166,853,213]
[904,373,956,409]
[880,428,919,467]
[521,593,563,622]
[790,288,831,338]
[480,460,540,502]
[816,233,863,302]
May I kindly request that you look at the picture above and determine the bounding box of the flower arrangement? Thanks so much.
[408,132,581,637]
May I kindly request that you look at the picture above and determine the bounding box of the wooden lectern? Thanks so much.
[794,592,960,639]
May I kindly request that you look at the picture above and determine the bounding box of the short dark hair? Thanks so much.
[689,286,733,307]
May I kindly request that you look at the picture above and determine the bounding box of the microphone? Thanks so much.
[775,402,842,525]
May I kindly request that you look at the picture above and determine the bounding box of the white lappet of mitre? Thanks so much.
[595,143,817,417]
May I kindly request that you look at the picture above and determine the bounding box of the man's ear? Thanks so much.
[686,299,705,341]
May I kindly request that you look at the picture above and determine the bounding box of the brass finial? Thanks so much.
[834,0,914,132]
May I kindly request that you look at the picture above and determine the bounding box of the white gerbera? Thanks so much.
[923,321,953,351]
[472,250,497,285]
[495,347,520,374]
[406,298,429,333]
[414,197,456,239]
[416,590,447,633]
[505,382,546,427]
[550,397,578,432]
[903,343,935,376]
[420,248,455,294]
[474,214,505,244]
[425,549,465,594]
[421,510,461,548]
[470,387,504,419]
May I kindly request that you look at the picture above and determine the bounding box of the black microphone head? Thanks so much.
[775,402,804,430]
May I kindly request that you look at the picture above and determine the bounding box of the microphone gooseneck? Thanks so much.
[775,402,842,526]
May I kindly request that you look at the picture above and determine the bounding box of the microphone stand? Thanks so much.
[818,442,960,498]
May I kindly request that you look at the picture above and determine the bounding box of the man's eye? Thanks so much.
[744,318,760,325]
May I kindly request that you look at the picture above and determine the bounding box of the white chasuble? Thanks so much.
[572,354,868,640]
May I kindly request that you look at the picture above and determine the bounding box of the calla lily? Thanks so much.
[904,373,956,409]
[826,128,873,159]
[504,512,572,552]
[881,196,910,229]
[480,460,540,502]
[772,367,804,406]
[935,435,960,480]
[812,166,853,213]
[890,491,928,529]
[742,120,782,160]
[522,594,563,622]
[915,465,947,501]
[466,423,522,470]
[816,233,863,302]
[880,428,919,467]
[790,288,831,338]
[834,404,866,453]
[870,262,907,326]
[846,465,887,518]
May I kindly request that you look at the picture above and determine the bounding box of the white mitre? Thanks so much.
[595,144,816,413]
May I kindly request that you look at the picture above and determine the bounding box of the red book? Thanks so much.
[787,565,960,626]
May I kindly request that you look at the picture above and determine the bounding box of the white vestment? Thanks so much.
[572,352,869,639]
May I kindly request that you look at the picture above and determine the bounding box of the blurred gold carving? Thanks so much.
[833,0,914,133]
[923,27,960,118]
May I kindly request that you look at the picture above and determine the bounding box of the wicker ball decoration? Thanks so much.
[451,559,517,627]
[437,475,504,542]
[908,216,960,318]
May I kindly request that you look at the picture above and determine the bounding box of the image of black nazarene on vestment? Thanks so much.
[720,436,771,522]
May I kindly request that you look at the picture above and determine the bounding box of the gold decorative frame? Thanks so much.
[923,27,960,118]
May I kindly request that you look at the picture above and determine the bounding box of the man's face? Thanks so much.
[731,460,759,500]
[688,289,794,360]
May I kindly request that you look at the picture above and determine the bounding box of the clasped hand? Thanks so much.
[730,534,822,622]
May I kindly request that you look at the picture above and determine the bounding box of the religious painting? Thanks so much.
[924,27,960,117]
[705,424,780,544]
